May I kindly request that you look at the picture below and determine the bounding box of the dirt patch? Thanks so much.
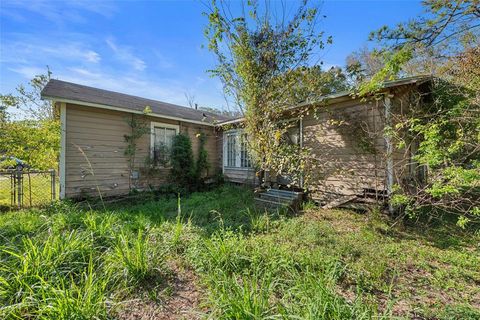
[116,263,204,320]
[303,208,363,233]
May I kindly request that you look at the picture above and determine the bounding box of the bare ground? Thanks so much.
[116,262,204,320]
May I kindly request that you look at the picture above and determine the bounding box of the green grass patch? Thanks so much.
[0,184,479,319]
[0,172,59,209]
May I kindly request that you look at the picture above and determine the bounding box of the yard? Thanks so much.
[0,185,479,319]
[0,171,58,209]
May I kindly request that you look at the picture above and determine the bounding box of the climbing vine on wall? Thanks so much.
[194,132,210,181]
[123,106,151,190]
[204,0,348,188]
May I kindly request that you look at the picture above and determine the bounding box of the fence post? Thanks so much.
[50,170,56,201]
[10,171,15,207]
[16,168,23,208]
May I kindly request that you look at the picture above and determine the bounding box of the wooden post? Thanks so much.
[299,117,304,189]
[51,170,56,201]
[384,95,394,215]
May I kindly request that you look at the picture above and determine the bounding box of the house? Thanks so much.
[217,76,431,206]
[41,80,231,199]
[41,76,431,204]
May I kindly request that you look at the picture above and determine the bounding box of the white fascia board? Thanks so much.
[59,102,66,199]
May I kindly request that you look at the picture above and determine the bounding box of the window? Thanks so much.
[240,133,251,168]
[226,133,237,167]
[150,122,179,167]
[224,130,251,168]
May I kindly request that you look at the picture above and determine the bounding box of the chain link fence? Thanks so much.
[0,169,57,210]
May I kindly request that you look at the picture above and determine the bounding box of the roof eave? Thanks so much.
[215,76,433,128]
[216,117,245,126]
[292,75,433,111]
[42,95,217,127]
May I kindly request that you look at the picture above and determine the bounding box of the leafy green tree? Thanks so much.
[1,67,56,121]
[0,120,60,170]
[360,0,480,225]
[0,69,60,170]
[204,0,344,186]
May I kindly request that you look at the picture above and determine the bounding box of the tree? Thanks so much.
[360,0,480,226]
[0,67,56,121]
[346,46,386,85]
[184,91,197,109]
[0,69,60,170]
[0,120,60,170]
[204,0,340,186]
[198,106,242,118]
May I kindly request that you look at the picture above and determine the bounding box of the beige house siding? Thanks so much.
[215,90,422,203]
[63,86,421,201]
[390,87,424,187]
[216,99,388,196]
[224,168,258,185]
[64,103,219,198]
[300,99,387,202]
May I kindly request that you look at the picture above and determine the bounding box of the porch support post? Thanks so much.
[384,95,394,214]
[299,117,304,189]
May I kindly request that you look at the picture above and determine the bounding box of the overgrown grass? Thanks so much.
[0,173,59,209]
[0,184,479,319]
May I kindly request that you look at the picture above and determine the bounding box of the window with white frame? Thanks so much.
[224,130,252,168]
[150,122,179,167]
[240,133,251,167]
[226,133,237,167]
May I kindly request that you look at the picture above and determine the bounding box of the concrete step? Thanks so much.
[265,189,303,200]
[254,189,303,213]
[254,198,289,211]
[259,193,295,204]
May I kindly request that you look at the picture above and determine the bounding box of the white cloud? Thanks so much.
[1,31,226,112]
[8,66,46,79]
[106,38,146,71]
[0,0,117,25]
[84,50,101,63]
[1,36,101,66]
[58,70,189,106]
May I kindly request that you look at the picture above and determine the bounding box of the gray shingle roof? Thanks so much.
[41,79,232,124]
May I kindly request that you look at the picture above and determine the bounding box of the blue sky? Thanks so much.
[0,0,424,112]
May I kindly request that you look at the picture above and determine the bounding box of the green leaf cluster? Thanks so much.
[169,133,196,188]
[0,119,60,170]
[204,0,346,186]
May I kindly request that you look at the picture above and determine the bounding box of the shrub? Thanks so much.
[193,133,210,182]
[169,133,195,189]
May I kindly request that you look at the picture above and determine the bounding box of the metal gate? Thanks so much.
[0,169,57,209]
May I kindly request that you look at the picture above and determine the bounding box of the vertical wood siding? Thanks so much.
[302,99,387,202]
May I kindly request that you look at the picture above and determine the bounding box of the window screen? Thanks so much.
[153,126,176,166]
